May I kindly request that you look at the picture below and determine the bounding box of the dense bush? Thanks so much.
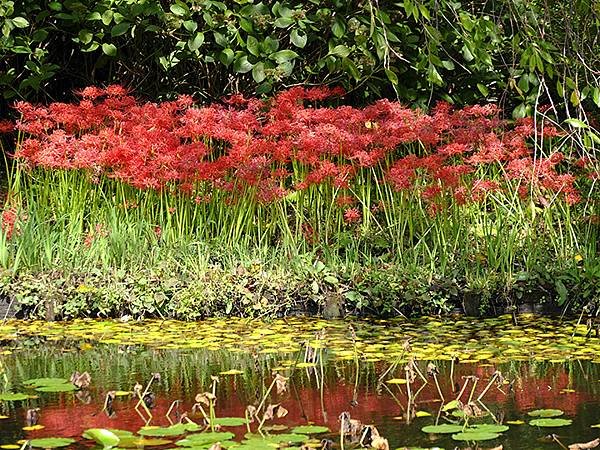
[1,0,599,119]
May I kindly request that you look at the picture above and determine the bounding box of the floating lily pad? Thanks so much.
[35,384,77,393]
[441,400,459,411]
[415,411,432,417]
[83,428,120,448]
[527,409,564,418]
[139,423,201,437]
[219,370,244,375]
[295,362,316,368]
[422,424,464,434]
[175,432,235,447]
[385,378,407,385]
[177,442,238,449]
[266,433,308,444]
[291,426,329,434]
[23,425,45,431]
[108,430,134,438]
[113,391,131,397]
[237,441,278,450]
[29,438,76,448]
[24,378,69,387]
[253,434,307,444]
[506,420,525,425]
[470,424,509,433]
[261,425,288,432]
[0,415,8,419]
[118,437,173,448]
[211,417,248,427]
[452,431,499,441]
[0,393,30,401]
[529,418,572,427]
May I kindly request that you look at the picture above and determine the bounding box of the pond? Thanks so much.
[1,316,600,450]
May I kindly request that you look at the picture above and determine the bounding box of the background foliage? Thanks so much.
[1,0,599,118]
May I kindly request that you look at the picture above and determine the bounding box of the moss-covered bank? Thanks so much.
[1,257,597,320]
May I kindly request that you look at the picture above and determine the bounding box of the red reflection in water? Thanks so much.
[20,363,593,440]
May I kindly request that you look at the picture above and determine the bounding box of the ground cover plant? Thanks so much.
[0,85,598,318]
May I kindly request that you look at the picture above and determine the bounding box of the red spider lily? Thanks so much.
[8,85,586,210]
[343,207,361,224]
[0,120,14,134]
[1,208,17,239]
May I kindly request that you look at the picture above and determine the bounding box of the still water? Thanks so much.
[1,316,600,450]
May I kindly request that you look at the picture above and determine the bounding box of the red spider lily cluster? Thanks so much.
[6,85,598,217]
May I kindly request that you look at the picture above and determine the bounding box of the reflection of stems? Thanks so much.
[135,375,156,412]
[455,378,469,401]
[377,350,406,384]
[209,399,216,432]
[256,378,277,414]
[432,373,444,402]
[405,369,412,402]
[340,415,345,450]
[434,402,443,425]
[412,362,428,384]
[477,400,498,423]
[352,341,359,404]
[134,389,153,422]
[319,347,327,422]
[380,382,405,413]
[572,308,586,340]
[194,403,210,424]
[476,372,498,402]
[166,400,180,421]
[245,408,252,434]
[449,358,456,392]
[467,378,479,404]
[552,434,569,450]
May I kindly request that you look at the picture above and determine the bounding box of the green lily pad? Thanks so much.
[35,384,77,392]
[0,393,31,401]
[108,430,134,438]
[527,409,564,418]
[421,424,464,434]
[24,378,69,387]
[291,426,330,434]
[529,418,572,427]
[175,442,237,450]
[211,417,248,427]
[470,424,509,433]
[441,400,459,411]
[268,434,308,444]
[237,441,278,450]
[118,437,173,448]
[139,423,201,437]
[29,438,76,448]
[176,432,235,447]
[245,434,307,445]
[452,432,499,441]
[82,429,120,448]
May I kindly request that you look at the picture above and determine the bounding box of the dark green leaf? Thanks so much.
[111,22,130,37]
